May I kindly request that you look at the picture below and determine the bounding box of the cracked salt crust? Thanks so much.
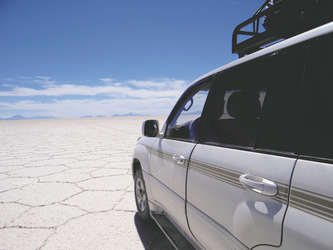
[0,116,172,250]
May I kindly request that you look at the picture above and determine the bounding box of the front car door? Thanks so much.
[149,77,214,235]
[186,43,309,249]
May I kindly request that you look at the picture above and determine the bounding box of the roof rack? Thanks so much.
[232,0,333,58]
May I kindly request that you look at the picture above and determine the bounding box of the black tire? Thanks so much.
[134,169,151,221]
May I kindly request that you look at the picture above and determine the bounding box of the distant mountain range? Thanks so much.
[0,113,147,121]
[111,112,147,117]
[0,115,58,121]
[82,113,146,118]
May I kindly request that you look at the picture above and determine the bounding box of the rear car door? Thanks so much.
[281,32,333,249]
[149,77,213,234]
[186,44,309,249]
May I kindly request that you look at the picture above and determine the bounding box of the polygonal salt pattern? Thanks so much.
[0,116,172,250]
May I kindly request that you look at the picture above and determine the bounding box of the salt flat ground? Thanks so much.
[0,116,173,250]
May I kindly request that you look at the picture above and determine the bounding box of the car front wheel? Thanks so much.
[134,169,151,221]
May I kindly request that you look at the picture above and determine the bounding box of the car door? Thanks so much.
[281,32,333,250]
[186,44,309,249]
[149,76,214,233]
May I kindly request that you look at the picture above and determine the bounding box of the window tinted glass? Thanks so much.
[166,79,212,141]
[256,46,307,152]
[205,45,307,152]
[303,33,333,159]
[205,60,270,147]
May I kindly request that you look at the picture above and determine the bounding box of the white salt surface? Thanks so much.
[0,116,174,250]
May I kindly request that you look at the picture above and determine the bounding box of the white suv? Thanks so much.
[132,2,333,249]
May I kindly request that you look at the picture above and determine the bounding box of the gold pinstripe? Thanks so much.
[189,158,289,205]
[273,183,289,204]
[290,186,333,222]
[189,158,244,189]
[146,146,333,222]
[148,147,187,168]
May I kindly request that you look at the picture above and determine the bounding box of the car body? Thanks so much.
[132,14,333,250]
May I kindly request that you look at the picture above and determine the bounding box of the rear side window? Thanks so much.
[255,46,308,152]
[204,61,270,147]
[302,33,333,160]
[204,45,308,153]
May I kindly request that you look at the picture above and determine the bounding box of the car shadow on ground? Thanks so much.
[134,213,175,250]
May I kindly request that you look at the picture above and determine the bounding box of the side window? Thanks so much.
[255,46,307,152]
[205,45,307,152]
[166,78,212,141]
[302,33,333,160]
[204,62,270,147]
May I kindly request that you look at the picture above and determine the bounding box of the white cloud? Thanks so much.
[18,76,32,79]
[127,78,187,90]
[34,76,56,87]
[99,78,115,83]
[0,76,189,118]
[127,79,167,89]
[0,78,187,99]
[1,84,16,87]
[99,78,122,87]
[0,84,183,98]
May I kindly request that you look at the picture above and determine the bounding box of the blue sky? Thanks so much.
[0,0,264,118]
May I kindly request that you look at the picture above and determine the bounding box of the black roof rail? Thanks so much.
[232,0,333,58]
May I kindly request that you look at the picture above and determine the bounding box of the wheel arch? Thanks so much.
[132,158,141,179]
[132,144,151,179]
[132,142,155,205]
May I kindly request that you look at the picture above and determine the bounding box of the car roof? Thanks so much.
[188,21,333,89]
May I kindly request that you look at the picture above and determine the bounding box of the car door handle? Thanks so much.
[239,174,278,197]
[173,154,186,166]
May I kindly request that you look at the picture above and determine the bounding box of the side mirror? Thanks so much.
[142,120,159,137]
